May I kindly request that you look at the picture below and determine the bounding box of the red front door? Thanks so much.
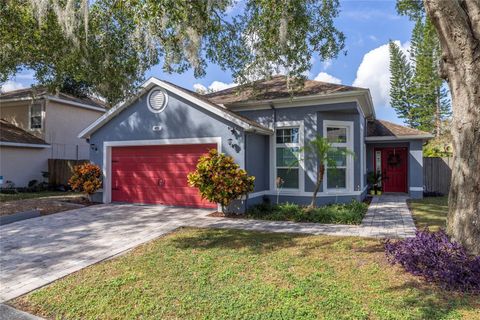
[380,147,408,193]
[111,144,217,208]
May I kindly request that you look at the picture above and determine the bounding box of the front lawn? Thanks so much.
[13,228,478,319]
[408,196,448,231]
[246,200,368,224]
[0,191,67,202]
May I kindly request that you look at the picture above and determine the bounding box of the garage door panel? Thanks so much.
[112,164,199,174]
[111,144,216,208]
[112,156,201,165]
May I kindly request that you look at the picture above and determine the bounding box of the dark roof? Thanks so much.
[161,80,273,133]
[367,119,431,137]
[0,87,106,109]
[204,75,365,105]
[0,119,49,146]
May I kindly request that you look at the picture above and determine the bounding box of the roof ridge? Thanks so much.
[204,75,367,98]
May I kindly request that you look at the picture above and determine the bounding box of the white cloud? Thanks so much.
[208,81,236,92]
[313,72,342,84]
[322,59,332,71]
[193,81,236,93]
[0,80,25,93]
[352,41,409,108]
[193,83,207,93]
[368,35,378,42]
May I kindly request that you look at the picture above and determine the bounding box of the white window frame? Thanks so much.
[323,120,354,193]
[29,103,44,130]
[271,120,305,193]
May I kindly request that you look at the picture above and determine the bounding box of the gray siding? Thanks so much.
[245,133,269,192]
[239,102,362,193]
[89,88,246,171]
[409,140,424,199]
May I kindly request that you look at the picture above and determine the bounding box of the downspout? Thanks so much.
[244,130,248,213]
[270,102,276,195]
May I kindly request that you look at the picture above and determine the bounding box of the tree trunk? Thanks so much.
[435,86,441,137]
[424,0,480,254]
[309,164,324,208]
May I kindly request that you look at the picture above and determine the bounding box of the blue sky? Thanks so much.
[3,1,414,124]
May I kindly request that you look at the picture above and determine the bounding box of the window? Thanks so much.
[29,103,43,130]
[275,126,301,189]
[324,121,353,191]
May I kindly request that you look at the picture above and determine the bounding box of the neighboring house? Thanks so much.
[0,88,106,187]
[79,76,432,210]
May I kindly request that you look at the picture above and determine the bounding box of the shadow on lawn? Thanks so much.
[169,227,360,256]
[171,228,313,254]
[386,280,479,319]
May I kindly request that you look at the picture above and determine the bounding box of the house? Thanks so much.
[0,88,106,187]
[79,76,432,209]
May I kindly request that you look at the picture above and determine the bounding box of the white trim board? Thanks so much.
[366,135,433,141]
[0,142,51,148]
[409,187,423,192]
[0,96,105,113]
[79,77,273,139]
[249,185,368,199]
[101,137,222,206]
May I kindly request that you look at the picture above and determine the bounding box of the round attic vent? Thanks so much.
[147,89,168,113]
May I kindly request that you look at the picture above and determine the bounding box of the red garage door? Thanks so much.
[111,144,217,208]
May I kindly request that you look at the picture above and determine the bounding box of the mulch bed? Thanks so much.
[208,211,245,218]
[0,195,100,216]
[209,197,373,219]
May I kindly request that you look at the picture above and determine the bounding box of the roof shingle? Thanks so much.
[367,119,431,137]
[205,75,365,105]
[0,119,49,146]
[0,87,106,109]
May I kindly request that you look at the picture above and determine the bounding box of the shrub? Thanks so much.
[385,229,480,293]
[247,200,367,225]
[69,163,102,196]
[187,149,255,212]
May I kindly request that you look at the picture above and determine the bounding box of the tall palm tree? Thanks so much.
[303,136,355,208]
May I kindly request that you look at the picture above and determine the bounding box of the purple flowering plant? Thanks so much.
[384,229,480,293]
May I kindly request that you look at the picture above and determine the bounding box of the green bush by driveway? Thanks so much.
[246,200,368,225]
[14,228,479,319]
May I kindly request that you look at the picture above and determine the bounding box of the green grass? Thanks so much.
[14,228,479,319]
[246,201,368,225]
[408,196,448,231]
[0,191,67,202]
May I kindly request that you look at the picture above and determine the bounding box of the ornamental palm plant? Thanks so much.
[302,136,355,208]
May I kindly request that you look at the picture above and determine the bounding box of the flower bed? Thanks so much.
[385,229,480,293]
[246,200,368,225]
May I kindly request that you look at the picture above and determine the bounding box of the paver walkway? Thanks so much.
[361,195,416,238]
[0,195,415,302]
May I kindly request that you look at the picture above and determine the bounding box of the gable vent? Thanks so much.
[147,89,168,113]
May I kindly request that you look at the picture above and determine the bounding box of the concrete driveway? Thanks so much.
[0,195,415,302]
[0,204,211,302]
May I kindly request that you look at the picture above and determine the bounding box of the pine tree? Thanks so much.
[389,17,451,136]
[389,41,417,127]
